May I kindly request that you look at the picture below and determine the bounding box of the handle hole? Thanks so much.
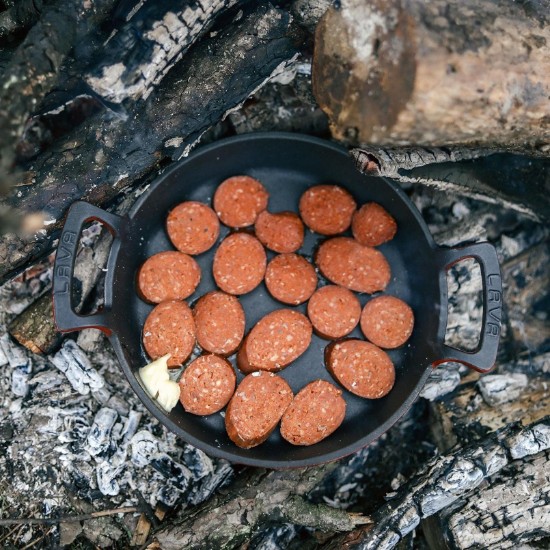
[71,221,112,316]
[444,258,483,352]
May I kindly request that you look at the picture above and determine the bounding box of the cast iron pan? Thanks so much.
[52,133,503,468]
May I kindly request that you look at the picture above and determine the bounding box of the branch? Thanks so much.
[0,506,141,526]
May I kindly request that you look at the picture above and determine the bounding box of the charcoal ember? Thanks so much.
[0,332,33,397]
[248,523,300,550]
[151,455,192,492]
[186,460,234,506]
[420,364,462,401]
[86,407,118,457]
[49,339,105,395]
[183,445,215,480]
[478,373,529,406]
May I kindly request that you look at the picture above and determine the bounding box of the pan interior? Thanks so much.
[109,134,443,465]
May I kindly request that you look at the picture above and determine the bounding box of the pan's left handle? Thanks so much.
[53,201,126,336]
[435,242,502,373]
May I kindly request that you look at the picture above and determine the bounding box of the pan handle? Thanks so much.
[434,242,502,373]
[53,201,126,336]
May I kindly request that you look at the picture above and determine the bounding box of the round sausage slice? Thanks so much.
[225,372,293,449]
[137,251,201,304]
[143,301,196,367]
[265,254,317,305]
[307,285,361,339]
[280,380,346,446]
[193,291,245,355]
[360,295,414,349]
[213,175,269,228]
[352,202,397,247]
[166,201,220,255]
[325,339,395,399]
[213,233,267,295]
[237,309,312,374]
[179,354,236,415]
[315,237,391,294]
[254,210,304,253]
[299,185,357,235]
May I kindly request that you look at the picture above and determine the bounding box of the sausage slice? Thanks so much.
[179,354,236,415]
[352,202,397,247]
[193,291,246,355]
[143,301,196,367]
[299,185,356,235]
[213,233,267,295]
[254,210,304,253]
[237,309,312,374]
[225,372,293,448]
[307,285,361,339]
[280,380,346,446]
[360,295,414,349]
[167,201,220,255]
[325,339,395,399]
[315,237,391,293]
[137,251,201,303]
[265,253,317,305]
[213,175,269,228]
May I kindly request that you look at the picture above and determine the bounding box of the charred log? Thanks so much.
[313,0,550,154]
[0,2,303,285]
[0,0,52,42]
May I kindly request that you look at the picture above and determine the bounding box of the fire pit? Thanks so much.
[0,0,548,548]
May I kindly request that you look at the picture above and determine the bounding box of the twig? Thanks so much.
[0,506,141,526]
[20,526,55,550]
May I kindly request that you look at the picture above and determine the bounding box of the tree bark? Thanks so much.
[0,2,303,285]
[313,0,550,154]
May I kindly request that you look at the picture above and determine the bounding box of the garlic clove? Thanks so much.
[139,354,180,412]
[155,380,181,412]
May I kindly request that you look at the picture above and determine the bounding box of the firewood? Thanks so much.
[320,417,550,550]
[84,0,246,104]
[351,146,550,221]
[502,240,550,355]
[0,2,303,285]
[0,0,52,41]
[0,0,119,179]
[154,464,371,550]
[313,0,550,154]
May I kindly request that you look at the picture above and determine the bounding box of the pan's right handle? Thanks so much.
[53,201,126,336]
[434,242,502,373]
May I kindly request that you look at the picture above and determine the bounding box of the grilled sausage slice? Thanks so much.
[137,251,201,303]
[179,354,236,415]
[265,253,317,305]
[299,185,356,235]
[143,301,196,367]
[315,237,391,293]
[352,202,397,247]
[360,295,414,349]
[280,380,346,446]
[254,210,304,253]
[193,291,245,355]
[213,175,269,228]
[225,372,293,448]
[213,233,266,295]
[325,339,395,399]
[307,285,361,339]
[237,309,312,374]
[166,201,220,255]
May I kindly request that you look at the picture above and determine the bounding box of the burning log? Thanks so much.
[313,0,550,154]
[0,2,303,285]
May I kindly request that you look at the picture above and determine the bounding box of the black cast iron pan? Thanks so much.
[52,133,503,468]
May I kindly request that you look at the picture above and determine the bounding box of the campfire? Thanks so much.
[0,0,548,548]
